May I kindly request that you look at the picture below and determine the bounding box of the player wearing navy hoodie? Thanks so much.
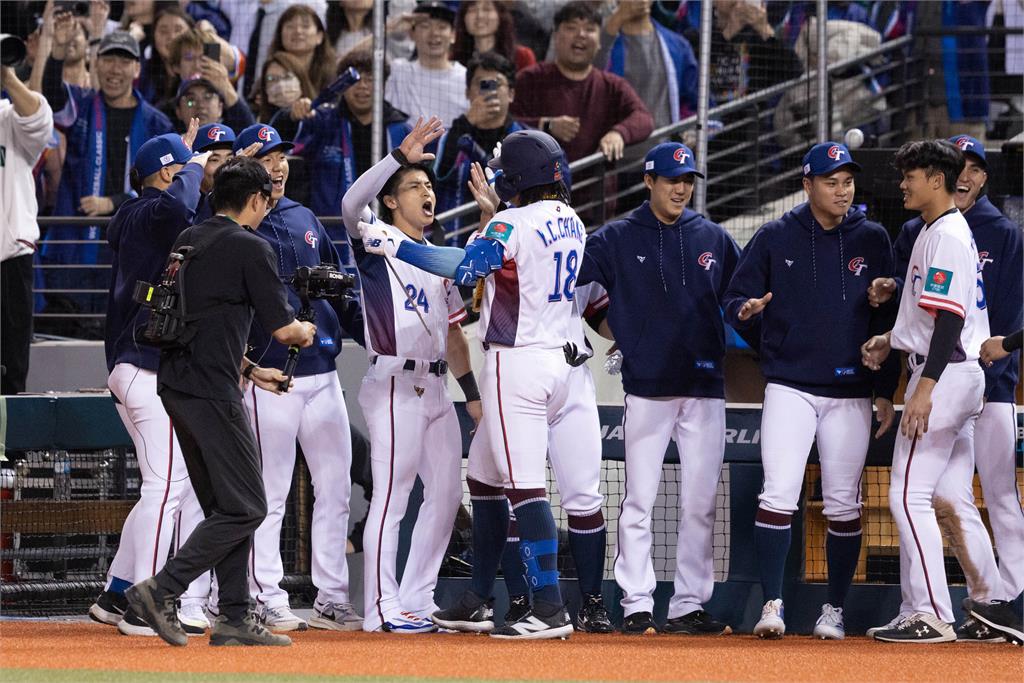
[867,135,1024,642]
[577,142,737,636]
[723,142,898,641]
[232,124,365,634]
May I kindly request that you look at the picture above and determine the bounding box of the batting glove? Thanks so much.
[359,221,399,258]
[604,349,623,375]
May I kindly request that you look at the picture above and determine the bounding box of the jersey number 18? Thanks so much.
[548,250,579,302]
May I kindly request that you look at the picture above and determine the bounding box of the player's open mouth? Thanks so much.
[421,200,434,218]
[272,177,285,191]
[956,184,971,195]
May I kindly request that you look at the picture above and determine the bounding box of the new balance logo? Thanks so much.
[785,259,794,267]
[637,255,646,263]
[510,615,556,635]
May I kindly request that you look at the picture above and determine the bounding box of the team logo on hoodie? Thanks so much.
[978,251,993,271]
[697,252,715,270]
[848,257,867,276]
[305,230,318,249]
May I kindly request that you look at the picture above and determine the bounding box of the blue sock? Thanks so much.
[108,576,132,595]
[500,516,528,597]
[826,518,862,608]
[754,508,792,601]
[508,490,561,608]
[567,510,606,596]
[467,478,509,600]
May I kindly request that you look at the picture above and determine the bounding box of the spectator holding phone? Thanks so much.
[250,51,319,142]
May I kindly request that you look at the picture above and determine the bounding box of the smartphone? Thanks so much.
[203,42,221,62]
[479,79,498,94]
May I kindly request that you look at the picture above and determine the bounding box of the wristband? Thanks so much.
[391,148,411,166]
[242,362,257,379]
[456,371,480,402]
[542,118,552,134]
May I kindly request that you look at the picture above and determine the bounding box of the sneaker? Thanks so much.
[967,599,1024,646]
[124,578,187,647]
[431,591,495,633]
[753,599,785,639]
[504,594,530,625]
[210,613,292,646]
[258,605,308,632]
[872,612,956,643]
[88,590,128,626]
[178,602,211,636]
[383,611,438,634]
[812,604,845,640]
[956,616,1005,643]
[575,593,614,633]
[664,609,732,635]
[490,605,573,640]
[866,614,910,637]
[621,611,659,635]
[117,607,157,637]
[309,601,363,632]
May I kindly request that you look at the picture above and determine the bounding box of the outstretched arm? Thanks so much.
[359,221,505,286]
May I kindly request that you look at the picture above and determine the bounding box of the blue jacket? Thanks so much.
[723,203,898,399]
[247,198,360,376]
[104,163,204,373]
[606,20,698,119]
[578,202,740,398]
[894,196,1022,402]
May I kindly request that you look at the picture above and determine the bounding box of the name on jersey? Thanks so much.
[536,216,584,248]
[924,267,952,296]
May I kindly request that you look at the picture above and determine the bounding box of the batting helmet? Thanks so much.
[488,130,566,202]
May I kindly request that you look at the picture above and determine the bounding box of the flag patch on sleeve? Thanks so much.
[483,221,514,244]
[924,268,952,295]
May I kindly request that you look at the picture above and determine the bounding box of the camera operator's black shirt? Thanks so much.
[158,216,295,401]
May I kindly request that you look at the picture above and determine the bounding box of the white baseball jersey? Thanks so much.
[472,201,586,349]
[568,282,609,351]
[890,209,990,361]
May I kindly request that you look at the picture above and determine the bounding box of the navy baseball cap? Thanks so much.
[413,1,456,26]
[643,142,704,179]
[802,142,861,177]
[176,75,224,105]
[195,123,236,152]
[134,133,193,178]
[949,135,986,166]
[233,123,293,156]
[97,31,141,60]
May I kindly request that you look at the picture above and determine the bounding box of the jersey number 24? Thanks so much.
[404,284,430,313]
[548,250,579,302]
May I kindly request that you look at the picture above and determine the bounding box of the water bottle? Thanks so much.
[53,451,71,501]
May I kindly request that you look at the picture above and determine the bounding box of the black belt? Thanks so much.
[910,352,964,368]
[371,356,448,376]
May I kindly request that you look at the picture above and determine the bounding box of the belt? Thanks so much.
[908,352,965,370]
[371,356,448,376]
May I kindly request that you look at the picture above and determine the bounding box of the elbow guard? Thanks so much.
[455,239,505,286]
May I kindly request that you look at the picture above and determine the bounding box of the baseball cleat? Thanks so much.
[383,611,438,634]
[956,616,1005,643]
[124,577,187,646]
[866,614,910,637]
[309,601,363,632]
[504,594,530,625]
[621,611,660,635]
[117,607,158,637]
[664,609,732,635]
[490,605,573,640]
[966,599,1024,646]
[812,603,845,640]
[178,601,211,635]
[753,599,785,639]
[872,612,956,643]
[575,593,614,633]
[258,605,308,632]
[210,613,292,646]
[88,590,128,626]
[431,591,494,633]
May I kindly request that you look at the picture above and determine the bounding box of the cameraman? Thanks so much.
[126,157,316,648]
[230,123,365,633]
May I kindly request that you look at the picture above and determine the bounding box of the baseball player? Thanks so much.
[95,131,213,637]
[430,162,614,635]
[724,142,898,640]
[361,129,587,639]
[192,123,236,223]
[576,142,740,636]
[341,117,481,634]
[861,139,1009,643]
[865,135,1023,642]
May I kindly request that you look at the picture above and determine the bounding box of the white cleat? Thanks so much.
[382,611,438,634]
[258,605,308,632]
[812,603,845,640]
[753,599,785,639]
[309,601,363,632]
[178,601,211,636]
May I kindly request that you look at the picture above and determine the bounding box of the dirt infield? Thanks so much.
[2,621,1022,683]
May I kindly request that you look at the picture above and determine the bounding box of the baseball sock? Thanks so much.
[107,576,132,595]
[507,488,562,612]
[500,516,529,597]
[754,508,792,602]
[567,510,607,596]
[467,478,509,600]
[826,518,862,608]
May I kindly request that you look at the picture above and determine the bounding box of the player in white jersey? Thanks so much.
[361,129,586,639]
[861,140,1008,643]
[341,117,480,634]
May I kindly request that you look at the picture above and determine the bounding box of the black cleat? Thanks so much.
[504,594,530,625]
[872,613,955,643]
[490,603,572,640]
[124,578,186,647]
[966,599,1024,646]
[622,611,660,635]
[575,593,614,633]
[956,616,1005,643]
[88,590,128,626]
[664,609,733,635]
[431,591,495,633]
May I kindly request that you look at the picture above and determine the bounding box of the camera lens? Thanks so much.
[0,34,27,67]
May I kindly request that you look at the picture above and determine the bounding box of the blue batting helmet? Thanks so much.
[488,130,566,202]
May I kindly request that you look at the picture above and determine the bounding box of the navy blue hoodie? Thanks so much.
[723,202,898,399]
[247,198,363,376]
[104,163,203,373]
[578,202,741,398]
[894,196,1022,402]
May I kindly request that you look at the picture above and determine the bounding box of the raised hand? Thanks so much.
[398,116,445,164]
[235,141,264,158]
[467,161,499,223]
[181,117,200,150]
[737,292,772,321]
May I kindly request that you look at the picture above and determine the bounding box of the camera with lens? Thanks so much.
[132,251,189,347]
[289,264,356,301]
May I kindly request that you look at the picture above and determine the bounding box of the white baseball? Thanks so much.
[844,128,864,149]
